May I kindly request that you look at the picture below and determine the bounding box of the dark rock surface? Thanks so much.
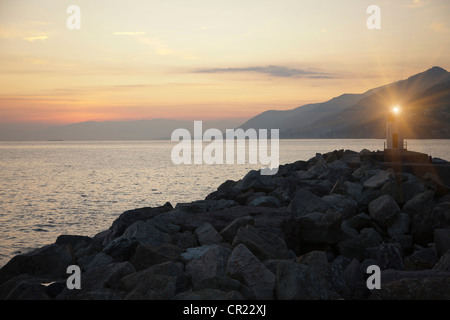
[1,149,449,300]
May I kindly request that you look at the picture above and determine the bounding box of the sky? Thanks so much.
[0,0,449,125]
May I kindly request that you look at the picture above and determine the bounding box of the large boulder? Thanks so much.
[226,244,276,300]
[231,225,292,260]
[402,190,435,217]
[194,223,224,246]
[363,170,392,189]
[337,228,383,261]
[220,216,255,244]
[185,245,231,285]
[288,189,329,217]
[368,195,400,227]
[0,244,75,283]
[104,202,174,243]
[275,252,330,300]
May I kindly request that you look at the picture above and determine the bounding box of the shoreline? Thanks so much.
[1,149,449,300]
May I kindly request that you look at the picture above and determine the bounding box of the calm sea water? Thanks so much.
[0,139,449,266]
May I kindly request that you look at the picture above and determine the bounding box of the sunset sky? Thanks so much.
[0,0,449,124]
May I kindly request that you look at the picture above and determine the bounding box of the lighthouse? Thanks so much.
[385,106,405,150]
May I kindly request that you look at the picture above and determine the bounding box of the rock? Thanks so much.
[180,245,221,263]
[283,210,343,252]
[172,288,245,300]
[337,228,383,261]
[275,254,329,300]
[370,277,450,300]
[175,231,198,250]
[105,202,174,242]
[403,190,435,217]
[235,170,276,193]
[433,252,450,272]
[55,235,93,258]
[185,245,231,285]
[79,252,114,272]
[404,248,438,270]
[194,223,224,246]
[122,220,172,246]
[121,261,188,299]
[226,244,276,300]
[57,261,135,300]
[248,196,281,208]
[363,170,392,189]
[387,213,410,238]
[231,225,291,260]
[366,243,404,270]
[343,181,363,201]
[0,244,75,281]
[176,199,238,213]
[297,160,329,180]
[389,235,413,255]
[368,195,400,227]
[322,194,358,219]
[2,280,51,300]
[129,243,183,271]
[369,269,450,300]
[328,255,352,299]
[434,229,450,257]
[288,189,329,217]
[410,207,447,246]
[101,236,138,261]
[346,213,372,231]
[220,216,255,244]
[193,276,255,299]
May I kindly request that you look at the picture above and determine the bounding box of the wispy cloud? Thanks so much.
[23,35,48,42]
[194,65,334,78]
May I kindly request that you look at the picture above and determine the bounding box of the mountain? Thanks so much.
[0,119,246,141]
[238,66,450,139]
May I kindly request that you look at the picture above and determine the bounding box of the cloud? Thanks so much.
[194,65,334,78]
[23,35,48,42]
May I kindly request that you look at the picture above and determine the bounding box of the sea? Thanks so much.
[1,139,449,267]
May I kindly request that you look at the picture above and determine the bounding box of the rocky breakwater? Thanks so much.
[1,149,450,300]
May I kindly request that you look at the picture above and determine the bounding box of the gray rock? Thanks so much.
[275,255,329,300]
[403,190,435,217]
[232,225,291,260]
[226,244,275,300]
[343,181,363,201]
[185,245,231,285]
[366,243,404,270]
[433,252,450,272]
[181,245,222,263]
[338,228,383,261]
[193,276,256,299]
[248,196,281,208]
[346,213,372,231]
[176,199,238,213]
[283,210,343,249]
[434,229,450,257]
[328,255,352,299]
[129,243,183,271]
[297,160,329,180]
[363,170,392,189]
[322,194,358,219]
[389,234,413,255]
[288,189,329,216]
[121,261,187,299]
[80,252,114,272]
[175,230,198,250]
[220,216,255,244]
[194,223,224,246]
[405,248,438,270]
[368,194,400,227]
[387,213,410,238]
[105,202,174,242]
[410,205,447,246]
[102,236,138,261]
[235,170,276,192]
[0,243,75,280]
[123,220,172,246]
